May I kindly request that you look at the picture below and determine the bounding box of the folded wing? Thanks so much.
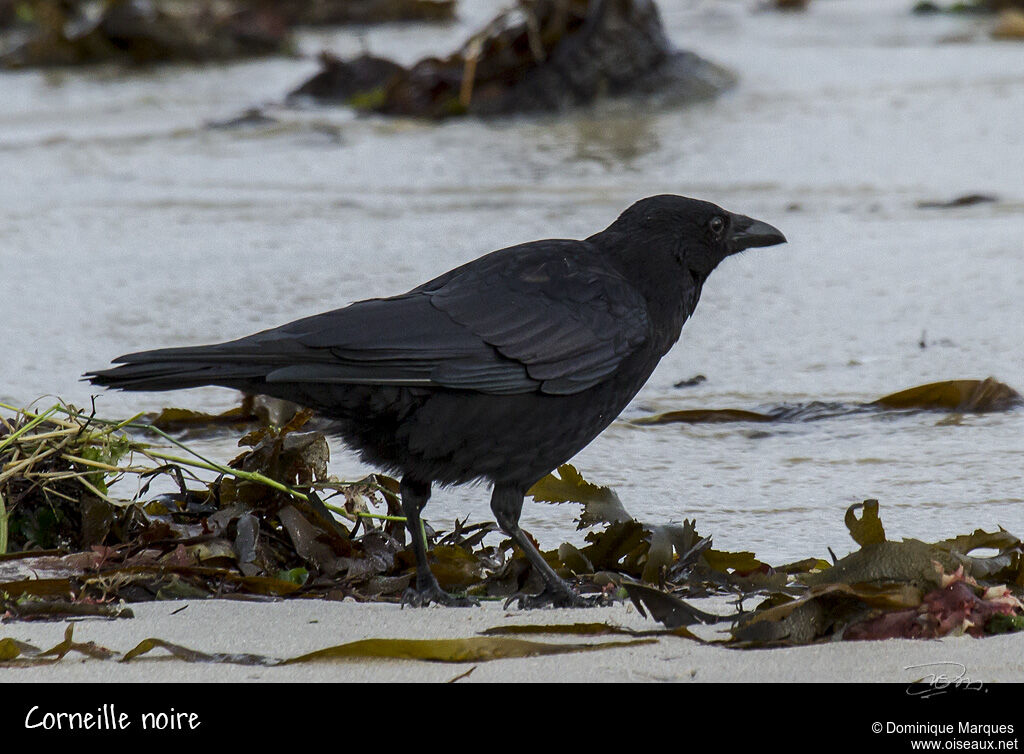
[90,240,650,396]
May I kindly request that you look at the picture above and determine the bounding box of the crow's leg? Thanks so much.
[490,483,593,608]
[400,477,476,607]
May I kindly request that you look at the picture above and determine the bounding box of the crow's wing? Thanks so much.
[422,240,650,394]
[108,240,650,396]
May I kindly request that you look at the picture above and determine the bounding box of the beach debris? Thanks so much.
[525,464,780,592]
[913,0,1024,13]
[0,0,289,68]
[916,193,999,209]
[0,0,455,69]
[629,500,1023,646]
[290,51,406,104]
[992,8,1024,36]
[0,622,655,666]
[528,464,631,529]
[673,374,707,389]
[872,378,1021,412]
[631,377,1022,425]
[843,568,1024,640]
[271,0,455,25]
[763,0,810,10]
[1,399,1020,649]
[289,0,737,118]
[205,108,280,130]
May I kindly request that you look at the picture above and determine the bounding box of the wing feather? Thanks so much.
[108,240,650,396]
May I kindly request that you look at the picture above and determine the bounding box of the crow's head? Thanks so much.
[594,194,786,285]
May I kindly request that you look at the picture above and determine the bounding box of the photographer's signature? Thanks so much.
[905,662,985,698]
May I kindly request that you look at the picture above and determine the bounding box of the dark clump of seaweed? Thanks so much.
[631,377,1023,426]
[0,397,550,615]
[0,0,455,69]
[1,392,1021,653]
[0,400,401,613]
[268,0,455,25]
[289,0,737,118]
[0,0,289,68]
[623,498,1023,646]
[912,0,1024,14]
[910,0,1024,39]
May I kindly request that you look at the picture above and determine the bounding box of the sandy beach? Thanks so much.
[3,597,1022,683]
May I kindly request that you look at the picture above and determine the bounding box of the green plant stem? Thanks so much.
[144,450,307,500]
[358,512,407,522]
[0,404,59,454]
[0,401,409,525]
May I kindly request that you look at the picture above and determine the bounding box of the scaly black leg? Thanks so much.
[490,483,597,608]
[400,477,476,607]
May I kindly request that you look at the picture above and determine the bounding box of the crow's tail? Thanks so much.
[84,344,270,392]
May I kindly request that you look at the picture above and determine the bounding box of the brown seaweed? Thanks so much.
[289,0,736,118]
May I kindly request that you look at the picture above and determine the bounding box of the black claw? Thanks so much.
[401,585,478,608]
[504,586,608,609]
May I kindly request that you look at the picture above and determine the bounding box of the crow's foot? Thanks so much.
[504,586,608,610]
[401,584,478,608]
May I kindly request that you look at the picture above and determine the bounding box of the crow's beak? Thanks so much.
[727,213,787,254]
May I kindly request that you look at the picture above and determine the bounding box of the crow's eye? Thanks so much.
[709,216,726,236]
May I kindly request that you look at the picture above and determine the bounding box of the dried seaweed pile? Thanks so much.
[633,377,1022,426]
[626,501,1023,645]
[1,379,1022,650]
[290,0,736,117]
[0,402,429,612]
[0,0,455,68]
[0,0,288,67]
[1,0,736,114]
[524,462,1024,643]
[913,0,1024,13]
[269,0,454,25]
[0,400,583,614]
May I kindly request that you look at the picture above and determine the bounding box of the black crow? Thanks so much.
[86,195,786,606]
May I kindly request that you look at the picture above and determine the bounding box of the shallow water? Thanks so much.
[1,0,1022,562]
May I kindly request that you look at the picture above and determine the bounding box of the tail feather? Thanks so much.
[84,344,270,392]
